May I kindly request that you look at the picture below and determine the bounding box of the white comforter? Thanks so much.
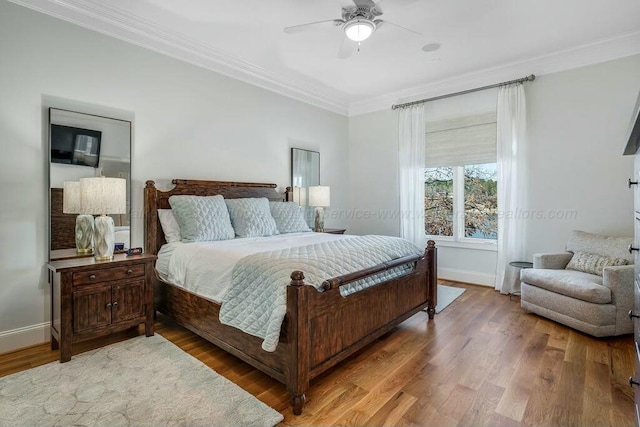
[156,232,356,303]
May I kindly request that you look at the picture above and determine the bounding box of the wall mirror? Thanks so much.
[291,148,320,226]
[49,108,131,261]
[291,147,320,206]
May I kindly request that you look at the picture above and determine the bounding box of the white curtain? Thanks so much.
[495,84,528,294]
[398,104,427,249]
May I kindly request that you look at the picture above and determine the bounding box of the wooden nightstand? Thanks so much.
[47,253,157,362]
[321,228,346,234]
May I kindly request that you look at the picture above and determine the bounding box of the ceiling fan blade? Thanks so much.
[337,37,354,59]
[377,20,421,36]
[373,0,420,13]
[284,19,344,34]
[374,0,420,7]
[352,0,376,8]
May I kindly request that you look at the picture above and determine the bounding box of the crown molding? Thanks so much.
[7,0,351,116]
[8,0,640,118]
[349,31,640,116]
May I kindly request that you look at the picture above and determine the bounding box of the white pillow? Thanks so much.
[158,209,182,243]
[269,201,312,234]
[224,198,279,238]
[169,195,235,242]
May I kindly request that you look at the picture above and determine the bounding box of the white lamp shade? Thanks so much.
[62,181,82,214]
[344,19,375,42]
[308,186,330,207]
[80,177,127,215]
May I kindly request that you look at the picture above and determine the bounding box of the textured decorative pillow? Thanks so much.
[566,230,633,264]
[269,201,312,234]
[168,195,235,242]
[565,251,629,276]
[158,209,182,243]
[225,198,279,238]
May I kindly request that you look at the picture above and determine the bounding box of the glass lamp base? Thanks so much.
[314,207,325,232]
[93,215,115,261]
[75,214,94,254]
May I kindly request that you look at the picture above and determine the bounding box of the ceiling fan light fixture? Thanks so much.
[344,18,375,42]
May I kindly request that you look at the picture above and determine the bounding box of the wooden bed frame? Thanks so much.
[144,179,437,415]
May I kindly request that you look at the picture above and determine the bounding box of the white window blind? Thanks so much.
[425,112,497,167]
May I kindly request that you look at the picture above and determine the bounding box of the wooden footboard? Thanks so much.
[285,242,436,414]
[145,179,437,415]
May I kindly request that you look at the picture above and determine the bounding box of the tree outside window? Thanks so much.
[425,163,497,241]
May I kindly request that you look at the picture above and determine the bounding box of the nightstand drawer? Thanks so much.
[73,263,145,286]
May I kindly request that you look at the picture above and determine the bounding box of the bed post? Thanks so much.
[144,180,158,255]
[286,271,310,415]
[426,240,437,319]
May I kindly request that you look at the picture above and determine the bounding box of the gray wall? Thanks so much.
[1,0,639,351]
[525,56,639,255]
[348,55,640,285]
[0,2,348,352]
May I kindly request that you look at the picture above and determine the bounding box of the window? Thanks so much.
[425,163,497,241]
[424,111,498,243]
[424,167,453,236]
[463,163,497,239]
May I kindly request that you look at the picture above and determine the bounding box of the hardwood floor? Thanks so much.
[0,281,634,426]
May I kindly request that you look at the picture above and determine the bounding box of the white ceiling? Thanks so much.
[11,0,640,115]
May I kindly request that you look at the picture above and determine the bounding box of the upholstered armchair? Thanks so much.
[520,230,634,337]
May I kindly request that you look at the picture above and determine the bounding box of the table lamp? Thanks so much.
[80,177,127,261]
[62,181,93,254]
[308,185,330,232]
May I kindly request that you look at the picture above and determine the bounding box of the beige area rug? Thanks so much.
[435,284,466,313]
[0,335,283,427]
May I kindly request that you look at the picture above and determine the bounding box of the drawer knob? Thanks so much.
[629,310,640,319]
[629,178,638,188]
[89,274,96,280]
[628,244,639,254]
[106,302,112,308]
[126,269,133,275]
[113,301,118,307]
[630,377,640,387]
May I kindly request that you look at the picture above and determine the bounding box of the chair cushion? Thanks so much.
[520,268,611,304]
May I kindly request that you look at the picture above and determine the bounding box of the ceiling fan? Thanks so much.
[283,0,420,59]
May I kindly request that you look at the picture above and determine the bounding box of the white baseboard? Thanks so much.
[438,267,495,287]
[0,322,50,355]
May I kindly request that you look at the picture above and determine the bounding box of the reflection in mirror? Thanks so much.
[291,148,320,206]
[291,148,320,226]
[49,108,131,261]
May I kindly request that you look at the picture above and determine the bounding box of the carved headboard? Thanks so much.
[50,187,77,250]
[144,179,287,255]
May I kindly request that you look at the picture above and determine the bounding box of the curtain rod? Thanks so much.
[391,74,536,110]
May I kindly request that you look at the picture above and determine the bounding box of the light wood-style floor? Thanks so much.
[0,281,634,426]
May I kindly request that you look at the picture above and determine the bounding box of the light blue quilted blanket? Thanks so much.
[219,235,423,352]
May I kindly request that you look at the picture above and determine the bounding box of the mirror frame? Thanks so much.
[48,107,132,261]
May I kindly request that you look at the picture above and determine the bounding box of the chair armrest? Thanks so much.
[603,264,634,335]
[532,252,573,269]
[602,264,634,301]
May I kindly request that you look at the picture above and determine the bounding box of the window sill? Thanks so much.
[427,238,497,252]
